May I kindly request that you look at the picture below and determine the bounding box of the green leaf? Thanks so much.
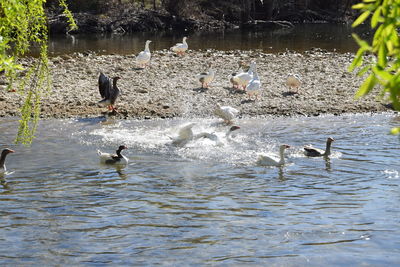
[372,66,393,82]
[352,33,372,50]
[371,6,382,28]
[349,49,365,72]
[352,10,371,27]
[355,74,377,98]
[352,3,366,9]
[378,43,387,67]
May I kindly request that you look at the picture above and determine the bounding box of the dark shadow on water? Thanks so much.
[324,157,332,171]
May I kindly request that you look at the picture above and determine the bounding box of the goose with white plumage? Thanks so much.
[233,61,256,90]
[257,144,290,167]
[214,103,239,125]
[170,123,196,147]
[195,125,240,146]
[246,70,261,100]
[136,40,152,68]
[171,37,188,56]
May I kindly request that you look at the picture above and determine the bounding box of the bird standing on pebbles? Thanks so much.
[171,37,188,56]
[246,70,261,100]
[136,40,152,69]
[98,72,121,112]
[286,74,301,94]
[214,103,239,125]
[197,64,215,89]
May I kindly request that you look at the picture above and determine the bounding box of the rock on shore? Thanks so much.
[0,50,392,119]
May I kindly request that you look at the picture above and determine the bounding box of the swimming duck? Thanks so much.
[233,61,256,90]
[136,40,152,68]
[246,70,261,100]
[0,148,15,174]
[98,145,128,165]
[170,123,196,146]
[214,103,239,124]
[197,64,215,88]
[304,137,334,157]
[257,144,290,167]
[171,37,188,56]
[98,72,121,112]
[286,74,301,94]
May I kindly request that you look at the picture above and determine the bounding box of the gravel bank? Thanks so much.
[0,49,392,119]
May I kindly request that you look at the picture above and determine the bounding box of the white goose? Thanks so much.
[304,137,334,157]
[246,70,261,100]
[197,66,215,88]
[171,37,188,56]
[195,125,240,146]
[98,145,129,165]
[214,103,239,124]
[136,40,152,68]
[286,74,301,93]
[233,61,256,90]
[0,148,15,174]
[257,144,291,167]
[170,123,196,147]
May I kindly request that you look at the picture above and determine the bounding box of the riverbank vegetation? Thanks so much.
[45,0,360,34]
[349,0,400,134]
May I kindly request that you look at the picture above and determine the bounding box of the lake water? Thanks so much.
[46,24,371,56]
[1,113,399,266]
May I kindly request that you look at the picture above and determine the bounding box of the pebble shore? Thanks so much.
[0,49,392,119]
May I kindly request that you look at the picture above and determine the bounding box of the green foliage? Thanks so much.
[350,0,400,134]
[0,0,75,145]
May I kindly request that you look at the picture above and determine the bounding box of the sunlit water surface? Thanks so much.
[0,113,399,266]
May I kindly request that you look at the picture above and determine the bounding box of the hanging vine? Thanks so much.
[0,0,76,145]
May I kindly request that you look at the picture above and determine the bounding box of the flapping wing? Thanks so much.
[98,72,112,99]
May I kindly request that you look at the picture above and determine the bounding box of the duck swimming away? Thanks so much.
[0,148,15,174]
[304,137,334,157]
[98,145,128,165]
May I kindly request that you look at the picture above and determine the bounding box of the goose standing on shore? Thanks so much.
[246,70,261,100]
[286,74,301,94]
[257,144,290,167]
[304,137,335,157]
[233,61,256,90]
[136,40,152,68]
[197,64,215,88]
[98,72,121,112]
[214,103,239,124]
[98,145,128,165]
[0,148,15,174]
[171,37,188,56]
